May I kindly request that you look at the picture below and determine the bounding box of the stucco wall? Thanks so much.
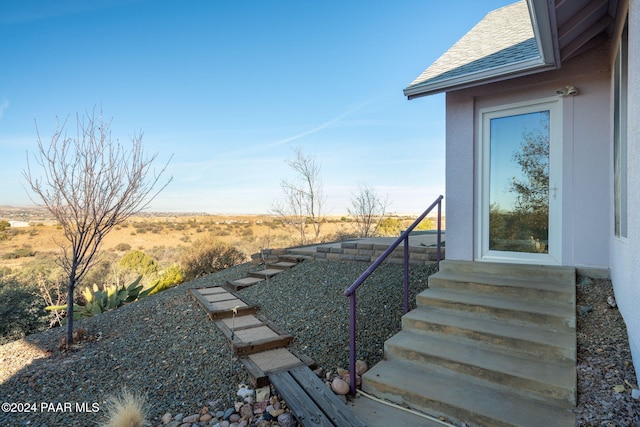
[444,45,612,268]
[610,0,640,384]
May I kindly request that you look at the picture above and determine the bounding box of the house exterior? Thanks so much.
[405,0,639,383]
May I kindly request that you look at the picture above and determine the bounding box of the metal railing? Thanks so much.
[343,195,443,395]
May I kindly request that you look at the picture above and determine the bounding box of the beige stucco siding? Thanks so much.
[444,45,612,268]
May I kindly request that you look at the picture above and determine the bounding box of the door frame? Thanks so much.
[476,97,563,265]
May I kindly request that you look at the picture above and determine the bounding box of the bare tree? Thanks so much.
[271,147,326,245]
[348,183,390,238]
[23,110,172,347]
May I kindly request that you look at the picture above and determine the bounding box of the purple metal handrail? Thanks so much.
[343,195,443,395]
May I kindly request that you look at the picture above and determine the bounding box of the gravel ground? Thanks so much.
[0,259,637,426]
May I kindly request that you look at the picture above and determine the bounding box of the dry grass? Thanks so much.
[100,388,149,427]
[0,212,443,270]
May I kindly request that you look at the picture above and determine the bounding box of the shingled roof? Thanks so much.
[404,1,549,99]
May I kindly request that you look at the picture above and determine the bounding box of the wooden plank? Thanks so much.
[239,354,270,388]
[248,268,283,279]
[270,371,335,427]
[197,287,229,295]
[226,277,264,291]
[240,348,304,388]
[189,287,259,320]
[289,366,367,427]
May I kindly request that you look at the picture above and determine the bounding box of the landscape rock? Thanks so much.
[331,377,350,395]
[277,412,296,427]
[181,414,199,424]
[355,360,368,375]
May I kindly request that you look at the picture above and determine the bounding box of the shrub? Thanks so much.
[181,236,246,280]
[114,242,132,252]
[0,220,9,231]
[150,264,184,295]
[119,251,158,277]
[377,217,402,236]
[2,246,36,259]
[0,276,50,345]
[415,217,433,230]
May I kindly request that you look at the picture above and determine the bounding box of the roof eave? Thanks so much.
[404,57,555,99]
[405,0,560,100]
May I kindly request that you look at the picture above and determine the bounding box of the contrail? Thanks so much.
[272,100,373,147]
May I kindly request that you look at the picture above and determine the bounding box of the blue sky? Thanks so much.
[0,0,515,214]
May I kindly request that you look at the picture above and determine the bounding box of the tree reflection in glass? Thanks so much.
[489,111,549,253]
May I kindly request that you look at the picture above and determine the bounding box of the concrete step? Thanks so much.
[267,261,298,270]
[438,260,575,285]
[416,287,575,329]
[247,268,284,279]
[429,270,574,304]
[362,360,575,427]
[384,330,576,406]
[402,306,576,361]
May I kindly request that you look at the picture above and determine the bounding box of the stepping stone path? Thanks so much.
[189,255,311,386]
[189,255,366,426]
[227,255,302,290]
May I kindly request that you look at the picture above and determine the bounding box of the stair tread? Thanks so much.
[404,306,575,352]
[431,269,574,294]
[418,287,575,321]
[439,260,576,285]
[363,360,575,427]
[386,330,576,390]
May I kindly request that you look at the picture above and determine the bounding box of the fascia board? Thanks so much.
[404,57,550,99]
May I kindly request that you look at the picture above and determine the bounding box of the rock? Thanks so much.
[223,408,234,419]
[277,412,297,427]
[178,423,190,427]
[199,405,209,415]
[607,295,617,308]
[229,413,241,423]
[216,410,225,418]
[208,399,223,411]
[219,421,230,427]
[580,305,593,315]
[255,385,270,402]
[162,413,172,424]
[174,413,184,422]
[240,403,253,418]
[234,402,243,412]
[181,414,199,424]
[331,377,350,395]
[237,384,255,399]
[337,368,349,377]
[313,367,324,378]
[342,373,361,386]
[237,421,248,427]
[253,401,268,414]
[269,408,285,417]
[200,413,213,422]
[165,422,181,427]
[355,360,368,375]
[255,421,270,427]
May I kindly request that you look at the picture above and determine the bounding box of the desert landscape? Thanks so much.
[0,205,440,270]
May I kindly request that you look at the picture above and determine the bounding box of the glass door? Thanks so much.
[478,99,562,264]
